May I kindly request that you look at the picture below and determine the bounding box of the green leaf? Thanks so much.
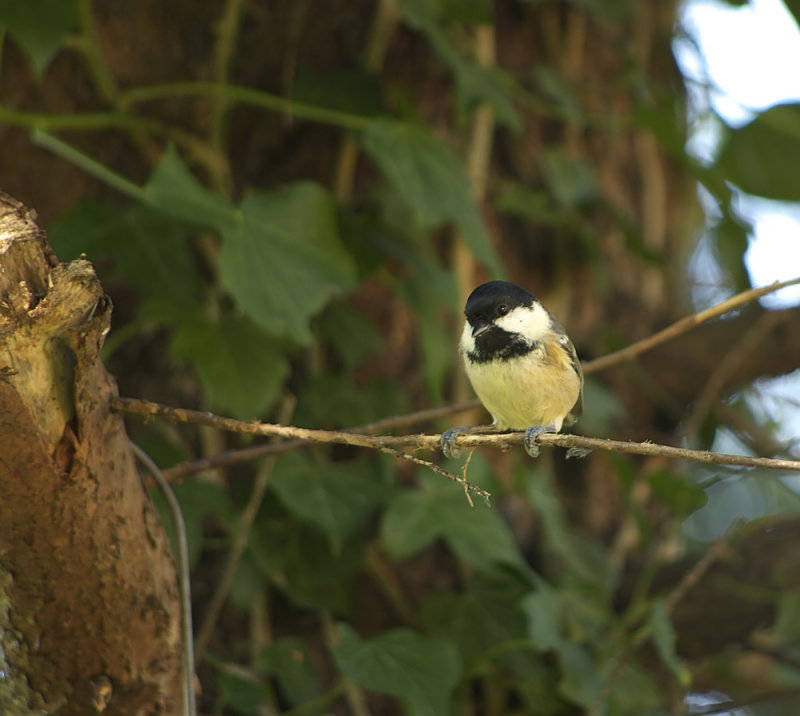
[780,0,800,29]
[294,375,407,428]
[578,376,626,437]
[525,470,612,593]
[381,473,528,573]
[217,669,267,713]
[540,147,597,208]
[154,481,233,567]
[144,145,236,231]
[775,589,800,649]
[257,638,321,710]
[0,0,76,77]
[389,254,457,401]
[269,454,391,553]
[49,200,202,307]
[521,583,604,709]
[314,302,384,371]
[422,572,532,668]
[716,104,800,201]
[646,469,707,518]
[362,120,504,277]
[521,582,565,653]
[171,314,289,420]
[249,510,361,611]
[220,183,357,344]
[331,625,461,716]
[648,599,690,686]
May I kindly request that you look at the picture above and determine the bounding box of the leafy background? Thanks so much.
[2,0,800,713]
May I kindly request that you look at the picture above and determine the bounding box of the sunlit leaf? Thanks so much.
[648,600,691,686]
[716,103,800,201]
[363,120,504,277]
[331,624,461,716]
[220,183,357,344]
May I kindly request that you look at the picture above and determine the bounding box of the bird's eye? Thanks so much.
[497,304,510,316]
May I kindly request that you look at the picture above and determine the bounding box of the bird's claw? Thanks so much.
[524,425,554,458]
[440,428,463,459]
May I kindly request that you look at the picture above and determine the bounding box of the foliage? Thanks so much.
[2,1,800,714]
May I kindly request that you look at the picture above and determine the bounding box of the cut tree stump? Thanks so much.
[0,192,182,715]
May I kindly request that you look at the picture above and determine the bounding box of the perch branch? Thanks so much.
[111,397,800,474]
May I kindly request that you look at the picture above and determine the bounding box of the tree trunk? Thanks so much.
[0,193,182,714]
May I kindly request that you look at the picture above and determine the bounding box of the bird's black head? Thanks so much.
[465,281,536,328]
[463,281,539,362]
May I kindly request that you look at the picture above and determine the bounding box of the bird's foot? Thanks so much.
[441,428,465,459]
[524,424,556,458]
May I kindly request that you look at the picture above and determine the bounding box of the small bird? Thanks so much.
[441,280,583,458]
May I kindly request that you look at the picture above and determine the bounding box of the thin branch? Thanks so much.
[194,398,295,663]
[582,277,800,374]
[119,82,373,131]
[683,310,786,443]
[111,397,800,474]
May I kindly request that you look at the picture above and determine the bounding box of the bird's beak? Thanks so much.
[472,322,492,338]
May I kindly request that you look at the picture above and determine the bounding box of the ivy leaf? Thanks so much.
[248,511,361,612]
[381,473,527,574]
[220,183,357,344]
[151,481,233,567]
[648,600,690,686]
[421,572,531,666]
[49,200,201,307]
[363,120,504,277]
[144,145,236,231]
[171,314,289,420]
[0,0,76,77]
[331,624,461,716]
[716,103,800,201]
[257,638,322,710]
[270,454,391,553]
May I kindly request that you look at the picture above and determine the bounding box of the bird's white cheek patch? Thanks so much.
[494,303,551,342]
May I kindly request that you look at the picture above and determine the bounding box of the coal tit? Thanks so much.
[441,280,583,458]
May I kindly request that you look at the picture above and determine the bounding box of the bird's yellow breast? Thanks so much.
[463,341,581,431]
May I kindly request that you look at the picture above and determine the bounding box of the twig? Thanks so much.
[130,442,197,716]
[589,521,742,716]
[112,397,800,474]
[683,310,786,443]
[376,446,489,500]
[193,398,296,662]
[582,277,800,374]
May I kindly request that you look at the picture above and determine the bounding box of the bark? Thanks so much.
[0,193,182,714]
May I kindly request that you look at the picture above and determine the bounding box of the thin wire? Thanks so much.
[130,441,196,716]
